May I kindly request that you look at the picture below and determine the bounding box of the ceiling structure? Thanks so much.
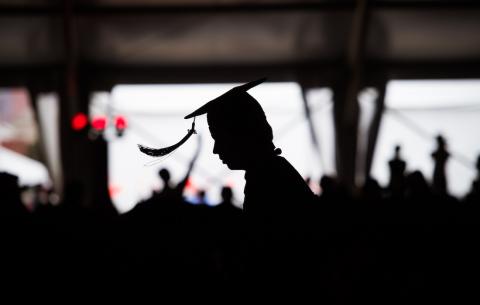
[0,0,479,85]
[1,0,479,196]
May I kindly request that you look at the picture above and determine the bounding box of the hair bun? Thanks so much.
[274,148,282,155]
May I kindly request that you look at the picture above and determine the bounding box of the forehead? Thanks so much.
[207,116,229,139]
[207,111,242,139]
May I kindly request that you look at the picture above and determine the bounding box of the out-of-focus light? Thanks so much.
[185,178,197,192]
[91,116,107,131]
[108,184,121,198]
[114,115,127,137]
[225,179,235,188]
[71,112,88,131]
[115,115,127,130]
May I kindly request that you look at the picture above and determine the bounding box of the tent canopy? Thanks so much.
[0,0,479,73]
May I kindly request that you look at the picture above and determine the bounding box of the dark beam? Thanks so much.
[333,0,369,188]
[364,78,387,179]
[1,1,480,17]
[0,3,350,17]
[368,60,480,80]
[2,60,480,92]
[0,65,61,90]
[77,62,342,90]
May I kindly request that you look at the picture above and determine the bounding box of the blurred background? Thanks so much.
[3,0,480,299]
[1,0,479,213]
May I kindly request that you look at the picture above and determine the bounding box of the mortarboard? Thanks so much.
[184,77,266,119]
[138,78,267,158]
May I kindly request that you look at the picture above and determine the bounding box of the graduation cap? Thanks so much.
[184,77,266,119]
[138,78,267,158]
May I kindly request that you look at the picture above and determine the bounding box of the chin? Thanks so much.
[224,162,244,170]
[225,163,236,170]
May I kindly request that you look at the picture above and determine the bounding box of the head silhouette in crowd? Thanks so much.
[184,78,280,170]
[139,78,314,219]
[159,168,171,187]
[221,186,234,205]
[138,78,278,170]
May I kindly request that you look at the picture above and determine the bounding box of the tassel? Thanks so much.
[138,119,196,157]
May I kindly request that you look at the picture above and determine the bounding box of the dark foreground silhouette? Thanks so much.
[2,78,479,300]
[2,142,480,301]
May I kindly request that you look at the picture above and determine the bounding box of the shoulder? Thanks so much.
[244,155,312,195]
[266,156,313,195]
[269,156,304,179]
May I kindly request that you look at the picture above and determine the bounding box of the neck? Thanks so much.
[245,152,276,172]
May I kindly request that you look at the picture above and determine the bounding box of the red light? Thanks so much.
[91,116,107,131]
[71,113,88,131]
[115,115,127,130]
[185,178,197,192]
[226,179,235,188]
[108,184,121,198]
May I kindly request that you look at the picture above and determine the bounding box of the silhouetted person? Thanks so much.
[432,135,450,196]
[215,186,242,217]
[318,175,339,202]
[196,189,208,205]
[155,168,179,201]
[137,78,316,290]
[465,155,480,203]
[183,78,316,290]
[461,155,480,223]
[220,186,235,206]
[474,155,480,186]
[32,184,50,208]
[210,186,243,241]
[0,172,34,286]
[362,176,382,203]
[139,78,314,223]
[388,145,406,200]
[158,168,171,190]
[317,175,352,221]
[0,172,28,219]
[186,79,314,224]
[405,170,431,201]
[155,135,201,203]
[131,133,202,220]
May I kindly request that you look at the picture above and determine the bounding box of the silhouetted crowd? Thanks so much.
[1,138,480,301]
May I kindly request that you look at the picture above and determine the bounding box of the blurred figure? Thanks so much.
[126,135,202,230]
[318,175,338,203]
[405,170,431,201]
[196,189,208,205]
[461,155,480,223]
[155,168,178,201]
[0,172,28,219]
[215,186,242,216]
[318,175,352,205]
[431,135,450,196]
[465,155,480,203]
[30,184,54,211]
[388,145,407,200]
[151,134,201,202]
[403,170,431,223]
[362,176,383,203]
[220,186,235,206]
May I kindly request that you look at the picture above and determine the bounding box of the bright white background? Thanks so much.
[103,82,334,213]
[371,80,480,198]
